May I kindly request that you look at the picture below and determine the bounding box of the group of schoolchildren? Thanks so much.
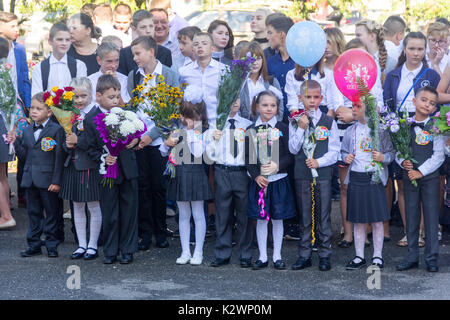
[0,4,449,274]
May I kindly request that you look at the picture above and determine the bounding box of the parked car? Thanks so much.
[185,9,254,41]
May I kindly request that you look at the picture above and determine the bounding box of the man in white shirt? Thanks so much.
[383,15,406,63]
[32,23,87,96]
[88,42,130,104]
[179,32,227,127]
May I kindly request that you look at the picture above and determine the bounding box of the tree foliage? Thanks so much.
[404,0,450,29]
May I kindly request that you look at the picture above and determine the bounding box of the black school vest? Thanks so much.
[41,56,77,92]
[411,120,439,178]
[294,113,333,180]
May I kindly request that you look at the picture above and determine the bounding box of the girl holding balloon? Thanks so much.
[383,32,441,247]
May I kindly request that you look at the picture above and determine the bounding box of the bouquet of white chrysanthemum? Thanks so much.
[94,107,146,187]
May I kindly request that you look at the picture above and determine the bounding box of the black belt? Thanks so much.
[214,164,246,171]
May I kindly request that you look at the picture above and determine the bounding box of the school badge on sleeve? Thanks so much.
[415,130,432,146]
[41,137,57,151]
[314,126,330,141]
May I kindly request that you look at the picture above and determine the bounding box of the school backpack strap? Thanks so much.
[41,56,77,92]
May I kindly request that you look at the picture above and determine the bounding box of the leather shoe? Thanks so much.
[119,253,133,264]
[47,248,58,258]
[252,260,268,270]
[274,260,286,270]
[155,239,169,248]
[396,260,419,271]
[346,256,366,270]
[319,257,331,271]
[103,256,117,264]
[84,248,98,260]
[71,247,86,260]
[138,241,150,251]
[426,260,439,272]
[20,247,42,257]
[291,257,312,270]
[240,258,252,268]
[210,257,230,267]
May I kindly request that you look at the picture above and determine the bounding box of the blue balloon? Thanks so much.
[286,21,326,67]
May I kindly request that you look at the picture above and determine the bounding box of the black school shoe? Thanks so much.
[210,257,230,267]
[47,248,58,258]
[240,258,252,268]
[426,260,439,272]
[252,260,268,270]
[319,257,331,271]
[119,253,133,264]
[273,260,286,270]
[103,256,117,264]
[345,256,366,270]
[371,257,384,269]
[291,257,312,270]
[20,247,42,257]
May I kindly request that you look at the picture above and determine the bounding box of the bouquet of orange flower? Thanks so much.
[43,86,80,135]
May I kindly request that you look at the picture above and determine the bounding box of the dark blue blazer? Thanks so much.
[14,120,65,189]
[14,42,31,107]
[383,64,441,112]
[83,106,139,182]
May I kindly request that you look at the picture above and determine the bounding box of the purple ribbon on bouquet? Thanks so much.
[258,187,269,221]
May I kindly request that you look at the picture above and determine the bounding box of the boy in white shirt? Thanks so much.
[31,22,87,96]
[383,16,406,62]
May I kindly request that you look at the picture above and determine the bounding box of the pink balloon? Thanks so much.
[333,49,377,102]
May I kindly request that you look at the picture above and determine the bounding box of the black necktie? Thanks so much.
[229,119,238,157]
[412,122,425,129]
[33,124,44,132]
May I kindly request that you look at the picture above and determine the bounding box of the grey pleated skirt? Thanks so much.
[0,115,13,163]
[167,164,212,202]
[346,171,390,223]
[60,162,101,202]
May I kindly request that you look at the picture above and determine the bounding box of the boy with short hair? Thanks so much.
[173,26,201,71]
[266,16,295,122]
[12,93,65,258]
[89,42,130,103]
[113,3,133,47]
[31,22,87,96]
[289,80,339,271]
[396,86,444,272]
[179,32,227,126]
[118,10,172,75]
[84,74,139,264]
[383,15,406,62]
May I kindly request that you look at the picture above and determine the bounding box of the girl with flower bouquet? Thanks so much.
[83,75,144,264]
[341,96,394,271]
[59,78,102,261]
[159,86,212,266]
[245,91,295,271]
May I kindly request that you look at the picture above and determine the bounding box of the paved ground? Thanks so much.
[1,174,450,300]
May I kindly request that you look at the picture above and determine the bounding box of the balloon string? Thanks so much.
[311,179,316,245]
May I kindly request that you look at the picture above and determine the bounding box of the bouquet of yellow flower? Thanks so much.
[43,86,80,135]
[129,74,184,139]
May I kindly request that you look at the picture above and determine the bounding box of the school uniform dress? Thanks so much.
[13,119,65,250]
[179,59,227,127]
[341,123,394,223]
[246,117,296,220]
[0,113,13,163]
[60,103,101,202]
[84,106,139,258]
[289,109,339,259]
[396,118,445,264]
[162,127,213,202]
[205,115,254,261]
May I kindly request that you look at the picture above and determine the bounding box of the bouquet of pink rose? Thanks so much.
[94,107,146,187]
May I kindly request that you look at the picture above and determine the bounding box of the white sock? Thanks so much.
[371,222,384,263]
[177,201,192,258]
[272,219,284,262]
[73,202,87,250]
[256,219,268,263]
[86,201,102,254]
[191,201,206,259]
[353,223,367,263]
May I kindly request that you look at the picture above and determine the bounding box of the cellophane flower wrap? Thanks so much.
[94,107,146,187]
[380,110,418,187]
[216,53,256,130]
[357,78,383,184]
[0,58,21,154]
[44,86,80,135]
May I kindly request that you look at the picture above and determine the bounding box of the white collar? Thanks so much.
[35,118,50,128]
[227,114,243,123]
[413,116,430,124]
[401,62,423,77]
[98,105,109,114]
[255,116,277,127]
[306,108,322,121]
[49,53,68,64]
[80,102,95,116]
[184,56,194,66]
[193,57,220,70]
[138,60,163,77]
[247,75,265,85]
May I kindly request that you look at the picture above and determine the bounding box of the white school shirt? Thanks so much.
[288,108,340,168]
[31,53,87,96]
[246,76,283,106]
[179,58,227,126]
[135,62,164,146]
[284,67,344,112]
[33,118,50,141]
[159,126,204,159]
[385,40,403,62]
[395,116,445,177]
[252,116,287,182]
[79,102,95,119]
[6,46,18,94]
[396,63,423,113]
[350,122,375,173]
[205,114,252,166]
[88,70,131,104]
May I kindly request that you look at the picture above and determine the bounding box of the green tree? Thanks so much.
[404,0,450,29]
[285,0,364,22]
